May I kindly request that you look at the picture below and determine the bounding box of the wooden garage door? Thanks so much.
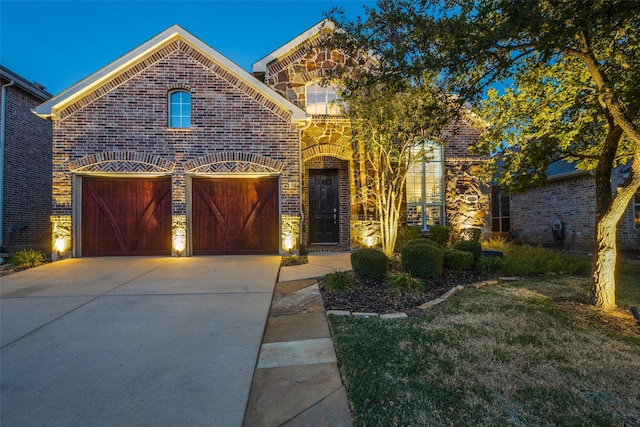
[82,177,172,256]
[192,177,279,255]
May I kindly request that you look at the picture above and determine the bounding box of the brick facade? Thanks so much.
[1,67,52,254]
[43,33,302,257]
[510,169,640,251]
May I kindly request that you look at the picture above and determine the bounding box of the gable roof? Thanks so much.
[33,25,307,123]
[0,65,52,101]
[252,19,336,74]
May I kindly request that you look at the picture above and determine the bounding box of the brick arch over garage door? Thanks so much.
[82,177,172,256]
[191,177,279,255]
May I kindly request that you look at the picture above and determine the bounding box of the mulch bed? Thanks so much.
[320,269,491,314]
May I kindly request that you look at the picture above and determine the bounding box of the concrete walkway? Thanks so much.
[244,252,354,426]
[0,256,280,427]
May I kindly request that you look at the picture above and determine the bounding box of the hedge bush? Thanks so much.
[351,248,388,279]
[401,243,443,279]
[427,225,451,247]
[443,249,474,271]
[452,240,482,265]
[394,226,422,253]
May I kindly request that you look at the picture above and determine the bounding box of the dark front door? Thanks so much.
[82,177,172,256]
[192,177,279,255]
[309,170,339,244]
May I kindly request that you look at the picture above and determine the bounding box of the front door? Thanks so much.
[309,170,339,244]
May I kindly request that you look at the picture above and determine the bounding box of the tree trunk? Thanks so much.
[590,127,640,310]
[592,214,618,310]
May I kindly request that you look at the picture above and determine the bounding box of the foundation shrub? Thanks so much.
[427,225,451,247]
[351,248,388,279]
[401,243,443,279]
[394,225,422,253]
[443,249,475,271]
[452,240,483,266]
[10,248,46,267]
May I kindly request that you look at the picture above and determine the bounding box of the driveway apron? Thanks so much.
[0,256,280,427]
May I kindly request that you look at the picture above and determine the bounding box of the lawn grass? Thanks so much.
[329,259,640,426]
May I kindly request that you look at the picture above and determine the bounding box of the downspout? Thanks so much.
[0,80,15,250]
[299,117,312,250]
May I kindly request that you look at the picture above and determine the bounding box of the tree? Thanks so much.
[337,75,455,257]
[329,0,640,310]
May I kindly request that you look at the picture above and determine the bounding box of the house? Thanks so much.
[493,161,640,251]
[1,65,53,256]
[34,22,490,258]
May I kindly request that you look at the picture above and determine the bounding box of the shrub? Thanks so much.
[405,238,440,248]
[322,270,354,293]
[480,256,503,276]
[351,248,388,279]
[394,226,422,253]
[427,225,451,247]
[452,240,482,266]
[388,272,424,298]
[499,245,591,276]
[482,236,514,254]
[443,249,474,271]
[401,243,443,279]
[10,248,46,267]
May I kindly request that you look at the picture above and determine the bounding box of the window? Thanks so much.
[405,142,444,230]
[635,190,640,229]
[168,90,191,128]
[491,187,511,233]
[305,83,346,115]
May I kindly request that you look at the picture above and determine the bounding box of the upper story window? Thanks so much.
[168,90,191,128]
[305,83,346,115]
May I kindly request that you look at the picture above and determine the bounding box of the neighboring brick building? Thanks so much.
[0,65,52,255]
[35,23,490,258]
[497,161,639,251]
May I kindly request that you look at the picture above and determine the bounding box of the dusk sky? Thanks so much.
[1,0,375,96]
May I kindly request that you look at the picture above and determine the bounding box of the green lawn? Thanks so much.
[329,259,640,426]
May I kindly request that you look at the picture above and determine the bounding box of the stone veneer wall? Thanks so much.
[445,160,491,240]
[510,169,640,251]
[51,42,301,256]
[1,79,52,254]
[262,34,491,249]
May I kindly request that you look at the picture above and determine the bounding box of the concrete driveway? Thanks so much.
[0,256,280,427]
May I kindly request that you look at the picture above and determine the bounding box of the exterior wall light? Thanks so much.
[283,235,295,253]
[173,228,186,256]
[54,237,66,255]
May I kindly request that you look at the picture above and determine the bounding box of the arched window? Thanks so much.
[305,83,346,115]
[168,90,191,128]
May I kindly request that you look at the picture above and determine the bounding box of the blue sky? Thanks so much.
[1,0,374,95]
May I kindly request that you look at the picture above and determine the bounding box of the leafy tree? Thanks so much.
[336,75,455,257]
[329,0,640,310]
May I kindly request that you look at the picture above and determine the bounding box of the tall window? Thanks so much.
[405,142,444,230]
[305,83,346,115]
[491,187,511,233]
[168,90,191,128]
[634,190,640,229]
